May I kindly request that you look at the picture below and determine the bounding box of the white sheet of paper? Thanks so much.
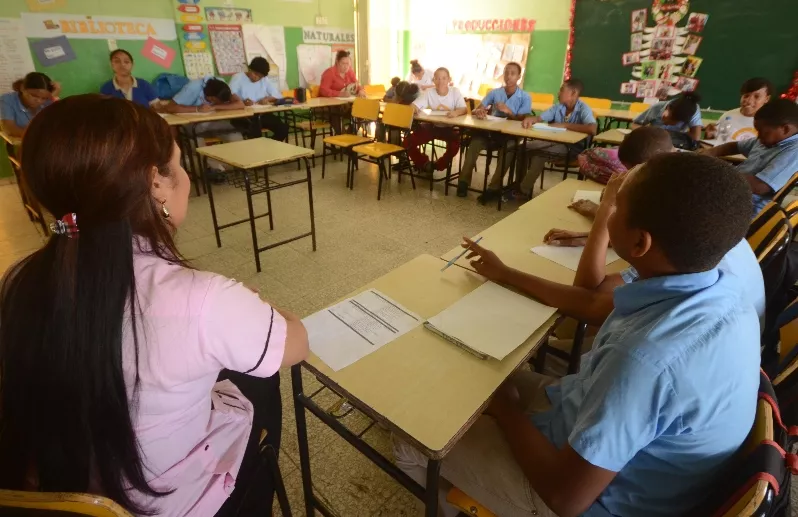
[618,128,632,135]
[532,122,566,132]
[422,109,448,116]
[305,289,422,371]
[572,190,602,204]
[511,44,525,63]
[426,282,556,361]
[531,245,621,272]
[0,18,38,93]
[484,115,503,121]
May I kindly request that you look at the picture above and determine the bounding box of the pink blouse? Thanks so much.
[123,247,286,516]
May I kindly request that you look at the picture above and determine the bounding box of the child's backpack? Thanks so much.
[153,73,190,100]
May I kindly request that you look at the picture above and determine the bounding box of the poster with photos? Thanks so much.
[622,51,641,66]
[631,8,647,32]
[675,76,699,92]
[640,60,657,80]
[655,81,672,99]
[682,55,703,77]
[687,12,709,33]
[637,80,658,98]
[682,34,702,55]
[650,38,674,60]
[654,25,676,38]
[631,33,643,51]
[657,62,674,81]
[621,81,638,94]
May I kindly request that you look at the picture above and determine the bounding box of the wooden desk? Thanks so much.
[174,109,254,123]
[0,131,21,146]
[442,179,626,281]
[594,128,627,146]
[497,120,589,146]
[293,254,560,515]
[196,139,316,272]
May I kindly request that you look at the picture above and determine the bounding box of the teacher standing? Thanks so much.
[100,49,159,108]
[318,50,365,134]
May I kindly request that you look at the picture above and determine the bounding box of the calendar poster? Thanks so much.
[183,51,215,79]
[208,24,246,75]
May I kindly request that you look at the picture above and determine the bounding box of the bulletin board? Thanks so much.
[571,0,798,109]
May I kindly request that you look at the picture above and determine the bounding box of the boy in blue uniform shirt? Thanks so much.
[228,57,291,142]
[395,153,760,517]
[515,79,598,197]
[457,62,531,199]
[703,98,798,214]
[632,92,703,141]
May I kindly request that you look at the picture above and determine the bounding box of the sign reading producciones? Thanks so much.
[448,18,536,34]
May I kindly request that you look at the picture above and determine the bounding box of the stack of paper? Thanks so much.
[424,282,557,361]
[618,128,632,135]
[572,190,602,204]
[530,245,621,271]
[304,289,422,371]
[484,114,503,121]
[532,122,566,132]
[422,109,448,116]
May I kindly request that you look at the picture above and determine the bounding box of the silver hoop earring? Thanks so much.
[161,201,170,219]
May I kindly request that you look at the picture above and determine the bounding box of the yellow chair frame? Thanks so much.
[747,201,793,267]
[629,102,650,115]
[580,97,612,110]
[0,490,134,516]
[530,92,555,106]
[321,98,381,182]
[363,84,387,98]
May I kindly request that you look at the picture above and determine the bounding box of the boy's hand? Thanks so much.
[522,116,540,129]
[198,103,214,112]
[544,228,589,247]
[600,172,627,207]
[704,123,717,139]
[495,101,512,115]
[473,106,488,119]
[243,99,254,106]
[446,110,458,118]
[462,237,509,283]
[569,199,599,219]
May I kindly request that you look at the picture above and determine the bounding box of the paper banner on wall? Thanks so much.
[208,24,246,75]
[31,35,76,66]
[25,0,67,12]
[301,26,355,45]
[206,7,252,23]
[0,18,36,94]
[142,37,176,68]
[21,13,177,40]
[296,44,332,87]
[183,51,215,79]
[242,25,287,90]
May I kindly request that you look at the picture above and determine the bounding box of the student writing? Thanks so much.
[0,72,60,138]
[228,57,291,142]
[632,92,703,141]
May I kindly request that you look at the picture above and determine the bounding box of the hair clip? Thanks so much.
[49,213,79,238]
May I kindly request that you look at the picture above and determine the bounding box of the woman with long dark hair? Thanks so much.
[0,95,308,516]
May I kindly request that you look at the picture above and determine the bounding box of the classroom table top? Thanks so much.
[174,108,256,124]
[594,128,627,146]
[159,113,193,126]
[0,131,21,146]
[196,138,314,169]
[414,113,509,131]
[302,254,560,457]
[496,120,589,145]
[442,179,627,281]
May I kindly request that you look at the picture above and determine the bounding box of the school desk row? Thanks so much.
[292,178,624,517]
[593,128,746,163]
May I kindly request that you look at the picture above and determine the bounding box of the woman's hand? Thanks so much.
[462,237,510,283]
[472,106,488,119]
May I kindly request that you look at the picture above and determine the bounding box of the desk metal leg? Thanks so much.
[425,459,442,517]
[304,157,317,251]
[263,166,275,230]
[291,365,317,517]
[203,156,222,248]
[243,170,262,273]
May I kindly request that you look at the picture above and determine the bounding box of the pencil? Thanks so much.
[440,237,483,272]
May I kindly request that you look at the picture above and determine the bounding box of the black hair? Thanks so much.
[625,153,752,272]
[12,72,54,93]
[754,98,798,128]
[394,81,419,105]
[249,56,270,77]
[618,126,673,167]
[335,49,350,63]
[203,78,232,103]
[740,77,773,97]
[410,59,423,74]
[390,76,401,87]
[563,78,584,95]
[505,62,522,75]
[109,49,134,64]
[667,92,701,124]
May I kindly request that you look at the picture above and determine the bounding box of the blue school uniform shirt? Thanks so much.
[633,100,703,132]
[0,91,51,129]
[531,266,760,517]
[539,99,597,150]
[480,86,531,118]
[172,75,221,107]
[99,77,158,107]
[228,72,281,103]
[737,133,798,214]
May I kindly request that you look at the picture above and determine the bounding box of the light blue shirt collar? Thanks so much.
[613,268,720,315]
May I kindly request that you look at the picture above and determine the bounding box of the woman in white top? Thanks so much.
[0,94,309,517]
[705,77,772,141]
[406,67,468,176]
[406,60,435,90]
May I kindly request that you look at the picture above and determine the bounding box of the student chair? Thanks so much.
[4,142,49,235]
[530,92,555,106]
[629,102,649,115]
[746,201,793,269]
[363,84,387,97]
[321,98,380,185]
[0,490,135,516]
[580,97,612,110]
[477,83,493,97]
[446,487,497,517]
[309,84,320,99]
[351,103,416,200]
[293,114,333,168]
[773,171,798,205]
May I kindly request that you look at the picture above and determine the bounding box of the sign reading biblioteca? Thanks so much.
[302,26,355,44]
[448,18,536,34]
[21,13,177,41]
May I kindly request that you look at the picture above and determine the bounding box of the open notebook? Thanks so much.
[424,282,557,360]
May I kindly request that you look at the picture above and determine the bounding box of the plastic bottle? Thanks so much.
[717,116,733,142]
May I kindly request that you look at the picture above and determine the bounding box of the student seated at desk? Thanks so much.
[632,92,703,141]
[0,72,60,138]
[229,57,290,142]
[0,95,309,517]
[458,62,531,200]
[701,98,798,215]
[406,67,468,176]
[704,77,772,141]
[165,76,246,180]
[406,60,435,91]
[383,76,401,101]
[100,49,159,108]
[395,153,762,517]
[514,79,598,197]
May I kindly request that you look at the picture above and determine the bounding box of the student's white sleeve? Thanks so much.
[454,90,466,109]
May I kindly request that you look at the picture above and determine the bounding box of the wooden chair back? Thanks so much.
[773,171,798,205]
[580,97,612,110]
[629,102,649,114]
[363,84,387,97]
[382,103,414,130]
[351,98,381,122]
[0,490,133,516]
[746,202,792,265]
